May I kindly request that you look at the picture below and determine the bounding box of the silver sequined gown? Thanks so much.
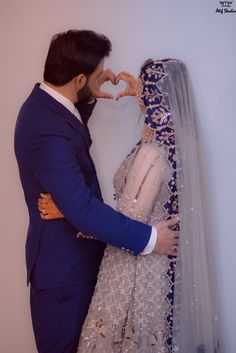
[78,141,174,353]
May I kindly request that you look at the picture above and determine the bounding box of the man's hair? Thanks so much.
[43,30,112,85]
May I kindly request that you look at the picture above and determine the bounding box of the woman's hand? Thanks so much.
[38,193,64,220]
[141,124,155,143]
[115,71,138,100]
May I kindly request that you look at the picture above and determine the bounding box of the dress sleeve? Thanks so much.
[116,143,166,224]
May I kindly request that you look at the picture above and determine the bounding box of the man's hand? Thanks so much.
[89,69,138,101]
[154,217,179,256]
[91,69,116,99]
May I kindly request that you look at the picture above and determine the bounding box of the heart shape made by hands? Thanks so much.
[99,70,137,100]
[99,76,127,100]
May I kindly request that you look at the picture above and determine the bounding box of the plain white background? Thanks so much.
[0,0,235,352]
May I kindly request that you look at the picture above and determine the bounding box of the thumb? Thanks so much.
[115,91,127,101]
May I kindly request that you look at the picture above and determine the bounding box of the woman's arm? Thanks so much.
[117,143,166,224]
[115,71,155,143]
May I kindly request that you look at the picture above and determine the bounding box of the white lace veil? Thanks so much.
[165,60,222,353]
[140,59,223,353]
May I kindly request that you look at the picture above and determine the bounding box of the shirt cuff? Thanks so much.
[141,227,157,255]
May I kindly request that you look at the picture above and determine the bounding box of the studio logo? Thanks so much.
[216,0,236,14]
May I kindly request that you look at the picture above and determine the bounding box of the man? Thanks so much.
[14,30,179,353]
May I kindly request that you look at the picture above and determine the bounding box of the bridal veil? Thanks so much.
[139,59,223,353]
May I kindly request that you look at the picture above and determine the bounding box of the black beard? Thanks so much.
[76,84,93,104]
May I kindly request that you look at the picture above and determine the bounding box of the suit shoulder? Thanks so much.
[16,93,70,136]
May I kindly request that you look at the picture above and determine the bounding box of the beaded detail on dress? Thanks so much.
[77,142,174,353]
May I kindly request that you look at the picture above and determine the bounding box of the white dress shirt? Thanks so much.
[40,82,83,124]
[39,82,157,254]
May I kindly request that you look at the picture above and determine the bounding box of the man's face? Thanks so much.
[77,59,105,104]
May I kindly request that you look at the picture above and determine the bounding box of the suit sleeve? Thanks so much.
[28,125,151,255]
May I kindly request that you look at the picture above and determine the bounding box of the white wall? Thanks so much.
[0,0,235,352]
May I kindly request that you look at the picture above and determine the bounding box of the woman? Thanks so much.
[39,59,222,352]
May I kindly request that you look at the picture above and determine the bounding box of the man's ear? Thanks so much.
[74,74,87,90]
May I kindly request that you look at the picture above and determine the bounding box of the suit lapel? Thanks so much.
[32,83,92,147]
[64,112,92,147]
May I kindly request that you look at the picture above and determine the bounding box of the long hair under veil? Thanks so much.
[139,59,223,353]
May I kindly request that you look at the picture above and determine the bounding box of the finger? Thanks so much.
[96,91,113,99]
[38,205,45,212]
[38,203,48,213]
[166,216,179,227]
[38,200,50,208]
[105,69,116,81]
[100,69,116,84]
[41,212,58,220]
[41,212,63,220]
[38,198,48,204]
[115,91,128,101]
[170,237,179,245]
[174,231,179,238]
[115,72,132,85]
[170,230,179,239]
[38,207,49,214]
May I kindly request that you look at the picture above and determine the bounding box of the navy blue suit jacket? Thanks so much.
[14,84,151,289]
